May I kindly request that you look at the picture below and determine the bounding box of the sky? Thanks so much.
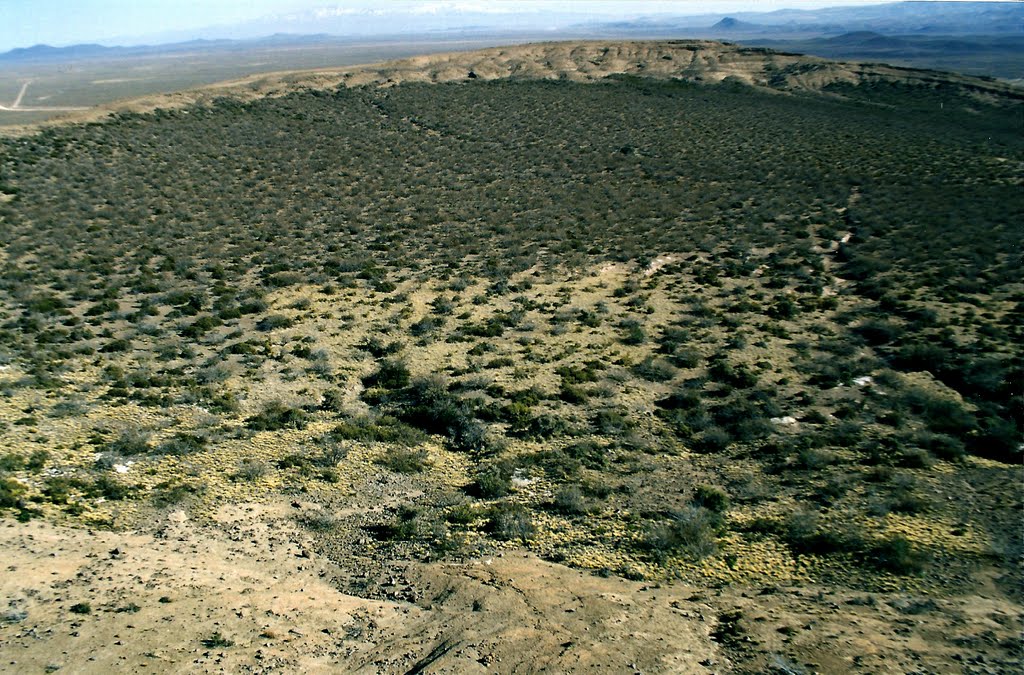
[0,0,898,51]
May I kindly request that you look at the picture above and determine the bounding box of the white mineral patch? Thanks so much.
[511,469,535,487]
[770,416,798,425]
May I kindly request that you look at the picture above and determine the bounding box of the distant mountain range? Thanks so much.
[613,1,1023,35]
[0,34,365,63]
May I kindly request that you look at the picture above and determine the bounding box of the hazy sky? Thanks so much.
[1,1,896,51]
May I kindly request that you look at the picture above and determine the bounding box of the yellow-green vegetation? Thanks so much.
[0,71,1020,596]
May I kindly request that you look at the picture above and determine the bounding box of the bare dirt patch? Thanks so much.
[0,502,723,672]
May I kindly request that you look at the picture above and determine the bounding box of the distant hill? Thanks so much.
[576,1,1023,38]
[741,32,1024,80]
[710,18,764,33]
[821,31,910,48]
[2,43,114,61]
[719,1,1024,35]
[0,35,342,63]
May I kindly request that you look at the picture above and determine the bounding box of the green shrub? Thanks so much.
[180,314,221,338]
[619,320,646,345]
[868,536,925,575]
[553,485,588,515]
[84,299,119,317]
[513,412,569,440]
[711,397,775,441]
[795,446,838,470]
[256,314,294,331]
[154,433,206,456]
[41,477,77,505]
[410,316,443,337]
[376,447,430,474]
[708,358,758,389]
[201,632,234,648]
[89,475,133,501]
[488,503,535,543]
[238,298,267,315]
[782,511,864,556]
[151,481,203,507]
[558,382,589,404]
[632,357,677,382]
[445,502,479,525]
[246,401,307,431]
[656,389,702,412]
[526,448,581,479]
[0,453,25,471]
[100,338,131,353]
[25,295,67,314]
[231,459,268,482]
[694,426,732,453]
[499,401,533,429]
[362,359,411,390]
[330,415,427,446]
[0,478,26,508]
[966,411,1021,464]
[643,506,720,561]
[397,376,488,452]
[664,346,701,369]
[854,319,903,346]
[693,485,730,513]
[901,388,976,437]
[593,409,634,436]
[473,462,512,498]
[106,428,152,455]
[320,389,345,412]
[563,440,609,470]
[889,343,953,374]
[357,337,404,358]
[556,362,602,384]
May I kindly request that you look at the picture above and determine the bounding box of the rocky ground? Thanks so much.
[2,495,1020,673]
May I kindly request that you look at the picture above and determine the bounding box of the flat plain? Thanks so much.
[0,36,543,126]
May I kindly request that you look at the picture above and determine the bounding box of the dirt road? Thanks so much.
[0,80,88,112]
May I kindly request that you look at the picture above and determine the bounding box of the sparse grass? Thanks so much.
[298,509,340,532]
[376,447,430,474]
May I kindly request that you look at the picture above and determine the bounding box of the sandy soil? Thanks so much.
[0,500,723,673]
[2,498,1019,673]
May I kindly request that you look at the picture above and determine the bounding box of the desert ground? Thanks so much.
[0,41,1021,673]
